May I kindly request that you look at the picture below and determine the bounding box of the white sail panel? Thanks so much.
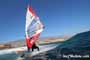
[25,6,35,37]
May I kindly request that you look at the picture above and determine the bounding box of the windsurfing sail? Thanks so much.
[25,6,44,48]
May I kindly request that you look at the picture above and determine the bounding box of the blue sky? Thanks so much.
[0,0,90,43]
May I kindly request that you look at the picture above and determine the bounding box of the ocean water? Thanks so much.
[0,42,90,60]
[0,42,61,60]
[0,31,90,60]
[0,53,18,60]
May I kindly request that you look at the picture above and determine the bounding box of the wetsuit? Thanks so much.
[32,43,39,51]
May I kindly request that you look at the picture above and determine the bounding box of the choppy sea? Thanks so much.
[0,31,90,60]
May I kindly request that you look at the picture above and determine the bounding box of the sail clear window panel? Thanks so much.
[27,19,40,37]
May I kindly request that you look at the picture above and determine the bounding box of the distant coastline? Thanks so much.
[0,36,70,50]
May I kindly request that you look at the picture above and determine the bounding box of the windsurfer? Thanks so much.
[25,6,44,52]
[27,33,40,52]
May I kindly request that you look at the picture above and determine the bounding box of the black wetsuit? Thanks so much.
[32,43,39,51]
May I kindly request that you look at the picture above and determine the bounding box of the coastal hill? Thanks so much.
[0,36,70,49]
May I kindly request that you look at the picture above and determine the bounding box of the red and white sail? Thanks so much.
[25,6,44,48]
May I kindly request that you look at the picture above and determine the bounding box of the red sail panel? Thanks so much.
[26,33,40,48]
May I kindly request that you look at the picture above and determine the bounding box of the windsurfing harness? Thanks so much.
[25,6,44,48]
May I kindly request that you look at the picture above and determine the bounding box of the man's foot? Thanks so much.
[20,53,25,58]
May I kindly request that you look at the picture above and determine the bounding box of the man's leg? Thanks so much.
[32,43,35,51]
[32,43,40,51]
[36,46,39,51]
[27,47,30,52]
[34,43,40,51]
